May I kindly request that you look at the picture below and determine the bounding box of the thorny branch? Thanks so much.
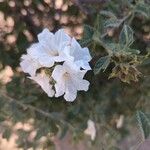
[0,92,75,130]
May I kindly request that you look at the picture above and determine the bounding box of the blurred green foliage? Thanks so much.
[0,0,150,149]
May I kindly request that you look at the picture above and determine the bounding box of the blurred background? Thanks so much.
[0,0,150,149]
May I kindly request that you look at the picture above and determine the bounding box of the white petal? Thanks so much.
[52,65,66,97]
[63,61,79,73]
[38,56,54,68]
[38,29,66,54]
[78,79,90,91]
[54,80,65,97]
[20,54,40,76]
[20,60,36,76]
[75,60,91,70]
[27,43,46,59]
[64,79,77,102]
[38,28,54,44]
[54,29,71,50]
[71,37,82,54]
[52,65,64,81]
[70,38,92,66]
[54,29,71,44]
[64,61,87,78]
[82,47,92,62]
[52,55,66,62]
[77,70,87,79]
[58,46,74,62]
[72,77,90,91]
[27,43,55,68]
[29,73,54,97]
[53,53,73,62]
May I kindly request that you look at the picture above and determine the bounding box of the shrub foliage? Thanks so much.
[0,0,150,149]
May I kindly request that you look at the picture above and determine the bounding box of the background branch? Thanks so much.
[0,92,75,130]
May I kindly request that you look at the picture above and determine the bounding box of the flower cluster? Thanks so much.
[20,29,91,102]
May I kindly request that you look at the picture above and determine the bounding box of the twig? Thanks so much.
[0,92,75,130]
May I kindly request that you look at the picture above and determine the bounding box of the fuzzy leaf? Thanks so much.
[119,25,134,48]
[125,48,140,54]
[136,111,150,140]
[80,25,94,47]
[16,32,28,51]
[104,43,120,52]
[94,56,111,74]
[135,3,150,19]
[104,19,122,28]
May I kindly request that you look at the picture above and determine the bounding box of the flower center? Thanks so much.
[63,72,70,79]
[48,50,59,56]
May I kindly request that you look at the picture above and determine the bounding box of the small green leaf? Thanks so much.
[16,32,28,52]
[125,48,140,54]
[104,19,122,28]
[119,25,134,48]
[94,56,111,74]
[135,3,150,19]
[80,25,94,47]
[104,43,120,52]
[136,111,150,140]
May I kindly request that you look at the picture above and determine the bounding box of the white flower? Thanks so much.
[20,54,42,76]
[20,28,92,101]
[84,119,96,141]
[52,61,90,102]
[27,28,73,68]
[29,72,55,97]
[69,37,92,70]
